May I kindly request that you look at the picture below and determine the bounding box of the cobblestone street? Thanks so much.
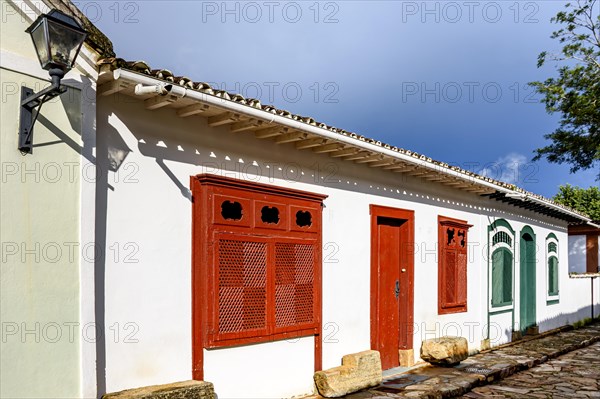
[461,341,600,398]
[307,323,600,398]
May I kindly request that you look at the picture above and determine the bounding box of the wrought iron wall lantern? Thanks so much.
[19,9,87,154]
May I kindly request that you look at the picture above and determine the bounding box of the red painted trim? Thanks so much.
[587,235,599,273]
[192,174,328,202]
[568,225,600,236]
[206,328,320,348]
[314,219,323,372]
[438,215,471,315]
[191,177,204,380]
[314,333,322,372]
[370,204,415,354]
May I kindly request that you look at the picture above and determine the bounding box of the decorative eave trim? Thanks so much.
[99,66,591,224]
[192,174,328,202]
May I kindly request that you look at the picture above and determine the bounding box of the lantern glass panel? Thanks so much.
[47,20,86,69]
[29,20,50,68]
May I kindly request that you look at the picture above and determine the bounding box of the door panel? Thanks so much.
[519,232,536,332]
[377,218,401,368]
[370,206,414,370]
[397,220,412,350]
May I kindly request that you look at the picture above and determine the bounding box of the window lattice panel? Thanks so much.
[274,243,315,328]
[218,240,267,334]
[444,250,457,304]
[492,231,512,247]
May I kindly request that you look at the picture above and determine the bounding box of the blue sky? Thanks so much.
[91,0,598,197]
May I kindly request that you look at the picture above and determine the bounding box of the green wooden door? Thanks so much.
[520,231,536,332]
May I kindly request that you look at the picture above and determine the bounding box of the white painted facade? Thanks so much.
[96,96,600,398]
[1,1,598,397]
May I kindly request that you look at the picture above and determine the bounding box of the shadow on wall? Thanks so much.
[38,75,120,397]
[102,99,567,233]
[94,112,131,396]
[494,305,600,346]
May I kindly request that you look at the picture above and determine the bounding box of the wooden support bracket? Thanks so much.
[177,103,210,117]
[208,112,242,127]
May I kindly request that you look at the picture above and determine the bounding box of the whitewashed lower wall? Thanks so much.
[204,338,314,397]
[97,97,600,398]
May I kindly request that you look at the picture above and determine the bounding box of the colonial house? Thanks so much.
[1,1,599,399]
[91,62,599,398]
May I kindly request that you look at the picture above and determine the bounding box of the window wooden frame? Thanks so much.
[546,233,560,302]
[491,247,514,307]
[438,216,472,315]
[191,174,327,380]
[488,220,515,313]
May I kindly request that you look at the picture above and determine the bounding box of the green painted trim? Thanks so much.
[491,247,514,307]
[520,225,536,240]
[520,228,537,333]
[546,233,560,300]
[488,218,515,234]
[546,232,558,241]
[546,299,560,306]
[548,255,559,296]
[487,218,516,339]
[489,307,514,315]
[487,218,491,339]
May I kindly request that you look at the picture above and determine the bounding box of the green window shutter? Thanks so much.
[503,250,513,303]
[492,249,503,306]
[548,256,559,296]
[491,248,512,307]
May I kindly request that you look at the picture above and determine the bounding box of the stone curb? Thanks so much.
[477,324,574,354]
[102,380,215,399]
[385,325,600,398]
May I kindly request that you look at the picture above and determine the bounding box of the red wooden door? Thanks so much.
[370,205,414,370]
[376,217,402,368]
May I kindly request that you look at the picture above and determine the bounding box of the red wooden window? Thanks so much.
[191,174,326,379]
[438,216,472,315]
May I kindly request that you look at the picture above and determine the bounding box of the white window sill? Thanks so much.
[569,272,600,279]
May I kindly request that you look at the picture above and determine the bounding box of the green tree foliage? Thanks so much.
[553,184,600,221]
[530,0,600,177]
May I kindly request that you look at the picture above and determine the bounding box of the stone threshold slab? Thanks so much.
[102,380,215,399]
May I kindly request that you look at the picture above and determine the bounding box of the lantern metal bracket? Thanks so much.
[18,68,67,154]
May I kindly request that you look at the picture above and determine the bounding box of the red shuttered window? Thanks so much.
[438,216,472,315]
[274,242,316,328]
[217,238,268,338]
[191,174,326,351]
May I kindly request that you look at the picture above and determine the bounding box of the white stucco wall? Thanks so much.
[0,1,98,397]
[97,90,599,398]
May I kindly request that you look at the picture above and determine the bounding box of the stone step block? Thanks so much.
[421,336,469,366]
[314,350,383,397]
